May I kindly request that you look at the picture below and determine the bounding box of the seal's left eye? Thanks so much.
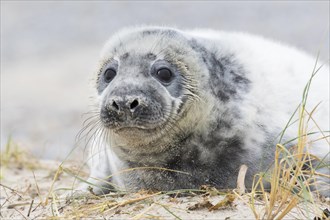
[104,69,116,83]
[156,68,173,83]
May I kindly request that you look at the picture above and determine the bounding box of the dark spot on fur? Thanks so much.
[141,28,179,38]
[142,30,159,36]
[146,52,156,60]
[231,71,249,84]
[188,39,250,102]
[121,52,129,59]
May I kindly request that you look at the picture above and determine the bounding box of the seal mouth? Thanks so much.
[109,123,168,138]
[113,125,151,132]
[102,118,167,134]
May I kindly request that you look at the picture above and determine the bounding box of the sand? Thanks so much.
[1,157,328,219]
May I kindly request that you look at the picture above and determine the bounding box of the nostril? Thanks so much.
[112,101,119,110]
[130,99,139,110]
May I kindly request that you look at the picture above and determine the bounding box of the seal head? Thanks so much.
[95,27,209,164]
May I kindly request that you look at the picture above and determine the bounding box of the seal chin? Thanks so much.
[109,125,163,142]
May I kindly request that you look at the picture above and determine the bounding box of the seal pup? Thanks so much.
[79,26,329,195]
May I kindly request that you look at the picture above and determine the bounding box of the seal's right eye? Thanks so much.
[104,69,116,83]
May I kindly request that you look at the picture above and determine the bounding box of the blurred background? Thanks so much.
[1,1,329,160]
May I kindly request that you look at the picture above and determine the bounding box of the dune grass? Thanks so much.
[240,58,330,219]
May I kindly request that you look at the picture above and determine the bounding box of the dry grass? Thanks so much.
[0,137,41,178]
[239,58,330,220]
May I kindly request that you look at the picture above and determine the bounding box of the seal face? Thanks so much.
[82,26,329,194]
[99,57,182,133]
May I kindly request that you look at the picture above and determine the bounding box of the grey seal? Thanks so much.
[79,26,329,195]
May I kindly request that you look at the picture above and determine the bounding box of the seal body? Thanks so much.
[83,26,329,194]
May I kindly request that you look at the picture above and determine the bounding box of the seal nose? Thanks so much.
[100,95,146,127]
[129,99,139,110]
[110,97,140,112]
[111,100,120,110]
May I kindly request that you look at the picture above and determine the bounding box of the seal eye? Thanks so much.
[156,68,173,83]
[104,69,116,83]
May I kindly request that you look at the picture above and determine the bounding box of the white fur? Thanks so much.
[188,29,329,151]
[83,27,329,193]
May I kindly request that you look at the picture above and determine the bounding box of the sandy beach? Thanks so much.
[1,2,329,219]
[1,146,329,219]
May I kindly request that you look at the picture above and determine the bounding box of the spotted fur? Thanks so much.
[79,26,329,195]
